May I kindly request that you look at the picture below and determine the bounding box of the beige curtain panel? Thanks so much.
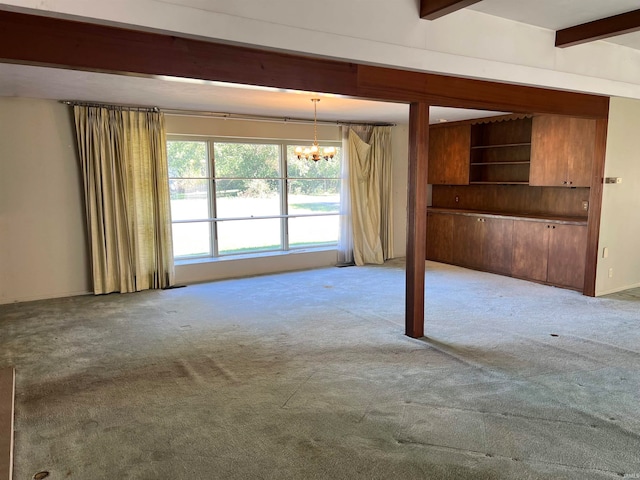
[73,106,175,294]
[348,126,393,266]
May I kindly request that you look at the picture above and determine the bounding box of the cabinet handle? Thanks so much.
[552,226,556,229]
[562,181,568,185]
[569,181,573,185]
[546,225,550,228]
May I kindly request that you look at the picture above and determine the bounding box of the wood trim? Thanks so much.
[420,0,483,20]
[406,102,430,338]
[430,113,533,130]
[584,118,609,296]
[0,367,15,480]
[556,9,640,48]
[356,66,609,118]
[0,10,610,119]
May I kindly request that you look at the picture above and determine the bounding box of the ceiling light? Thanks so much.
[295,98,336,162]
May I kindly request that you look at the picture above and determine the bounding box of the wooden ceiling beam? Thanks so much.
[0,10,609,118]
[420,0,483,20]
[556,8,640,48]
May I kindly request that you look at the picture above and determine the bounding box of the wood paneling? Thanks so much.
[530,116,596,187]
[431,185,590,218]
[584,119,609,296]
[426,212,453,263]
[556,9,640,48]
[483,217,513,274]
[428,124,470,184]
[548,225,588,290]
[420,0,483,20]
[406,103,430,339]
[512,221,549,282]
[0,367,15,480]
[452,215,483,268]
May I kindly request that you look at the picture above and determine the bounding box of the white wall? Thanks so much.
[595,97,640,296]
[2,0,640,99]
[166,114,409,285]
[0,97,91,304]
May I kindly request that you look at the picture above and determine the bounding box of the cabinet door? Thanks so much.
[452,215,483,268]
[426,212,453,263]
[482,218,514,275]
[565,119,596,187]
[530,115,596,187]
[530,116,569,187]
[428,124,470,185]
[512,221,550,282]
[547,224,587,290]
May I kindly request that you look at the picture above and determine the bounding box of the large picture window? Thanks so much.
[167,137,341,259]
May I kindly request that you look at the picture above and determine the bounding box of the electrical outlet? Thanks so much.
[455,195,459,203]
[609,268,614,278]
[582,201,589,211]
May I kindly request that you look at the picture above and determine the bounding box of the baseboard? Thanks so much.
[595,282,640,297]
[0,367,15,480]
[0,290,92,305]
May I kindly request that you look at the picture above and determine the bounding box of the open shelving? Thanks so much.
[469,117,533,185]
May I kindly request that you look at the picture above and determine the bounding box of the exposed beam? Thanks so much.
[556,8,640,48]
[406,102,430,338]
[0,11,609,118]
[420,0,483,20]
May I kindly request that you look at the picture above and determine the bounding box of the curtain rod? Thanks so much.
[161,108,396,127]
[60,102,396,127]
[61,100,160,112]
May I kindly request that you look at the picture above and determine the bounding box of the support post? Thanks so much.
[406,102,430,338]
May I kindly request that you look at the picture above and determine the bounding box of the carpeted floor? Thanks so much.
[1,260,639,479]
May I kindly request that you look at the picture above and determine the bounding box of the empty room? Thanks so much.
[2,1,640,479]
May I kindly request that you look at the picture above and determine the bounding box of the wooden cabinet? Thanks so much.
[452,215,483,268]
[512,220,587,290]
[427,210,587,291]
[428,124,470,185]
[426,212,453,263]
[530,116,596,187]
[452,215,513,274]
[547,224,588,290]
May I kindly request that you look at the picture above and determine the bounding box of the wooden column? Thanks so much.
[406,102,430,338]
[584,118,609,296]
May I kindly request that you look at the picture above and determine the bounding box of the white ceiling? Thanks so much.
[0,63,506,124]
[1,1,638,122]
[470,0,640,49]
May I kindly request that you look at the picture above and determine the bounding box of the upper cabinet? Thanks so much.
[428,124,470,185]
[530,116,596,187]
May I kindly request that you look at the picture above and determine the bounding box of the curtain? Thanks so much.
[73,106,175,294]
[347,126,394,266]
[337,126,354,266]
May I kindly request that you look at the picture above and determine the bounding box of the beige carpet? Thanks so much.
[1,260,639,479]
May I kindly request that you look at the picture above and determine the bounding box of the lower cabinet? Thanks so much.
[512,221,587,290]
[426,212,453,263]
[451,215,513,274]
[426,210,587,291]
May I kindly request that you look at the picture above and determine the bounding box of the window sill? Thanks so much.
[174,246,337,266]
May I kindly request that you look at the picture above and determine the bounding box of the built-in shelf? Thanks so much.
[470,142,531,150]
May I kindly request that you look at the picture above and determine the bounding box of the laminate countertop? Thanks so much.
[427,207,588,226]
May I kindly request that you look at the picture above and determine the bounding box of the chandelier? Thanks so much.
[295,98,336,162]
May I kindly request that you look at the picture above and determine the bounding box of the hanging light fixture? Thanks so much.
[295,98,336,162]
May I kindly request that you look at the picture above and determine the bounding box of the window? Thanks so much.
[167,138,341,259]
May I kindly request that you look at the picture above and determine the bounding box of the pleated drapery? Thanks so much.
[341,126,394,266]
[73,106,175,294]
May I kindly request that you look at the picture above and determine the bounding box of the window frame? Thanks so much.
[167,135,342,261]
